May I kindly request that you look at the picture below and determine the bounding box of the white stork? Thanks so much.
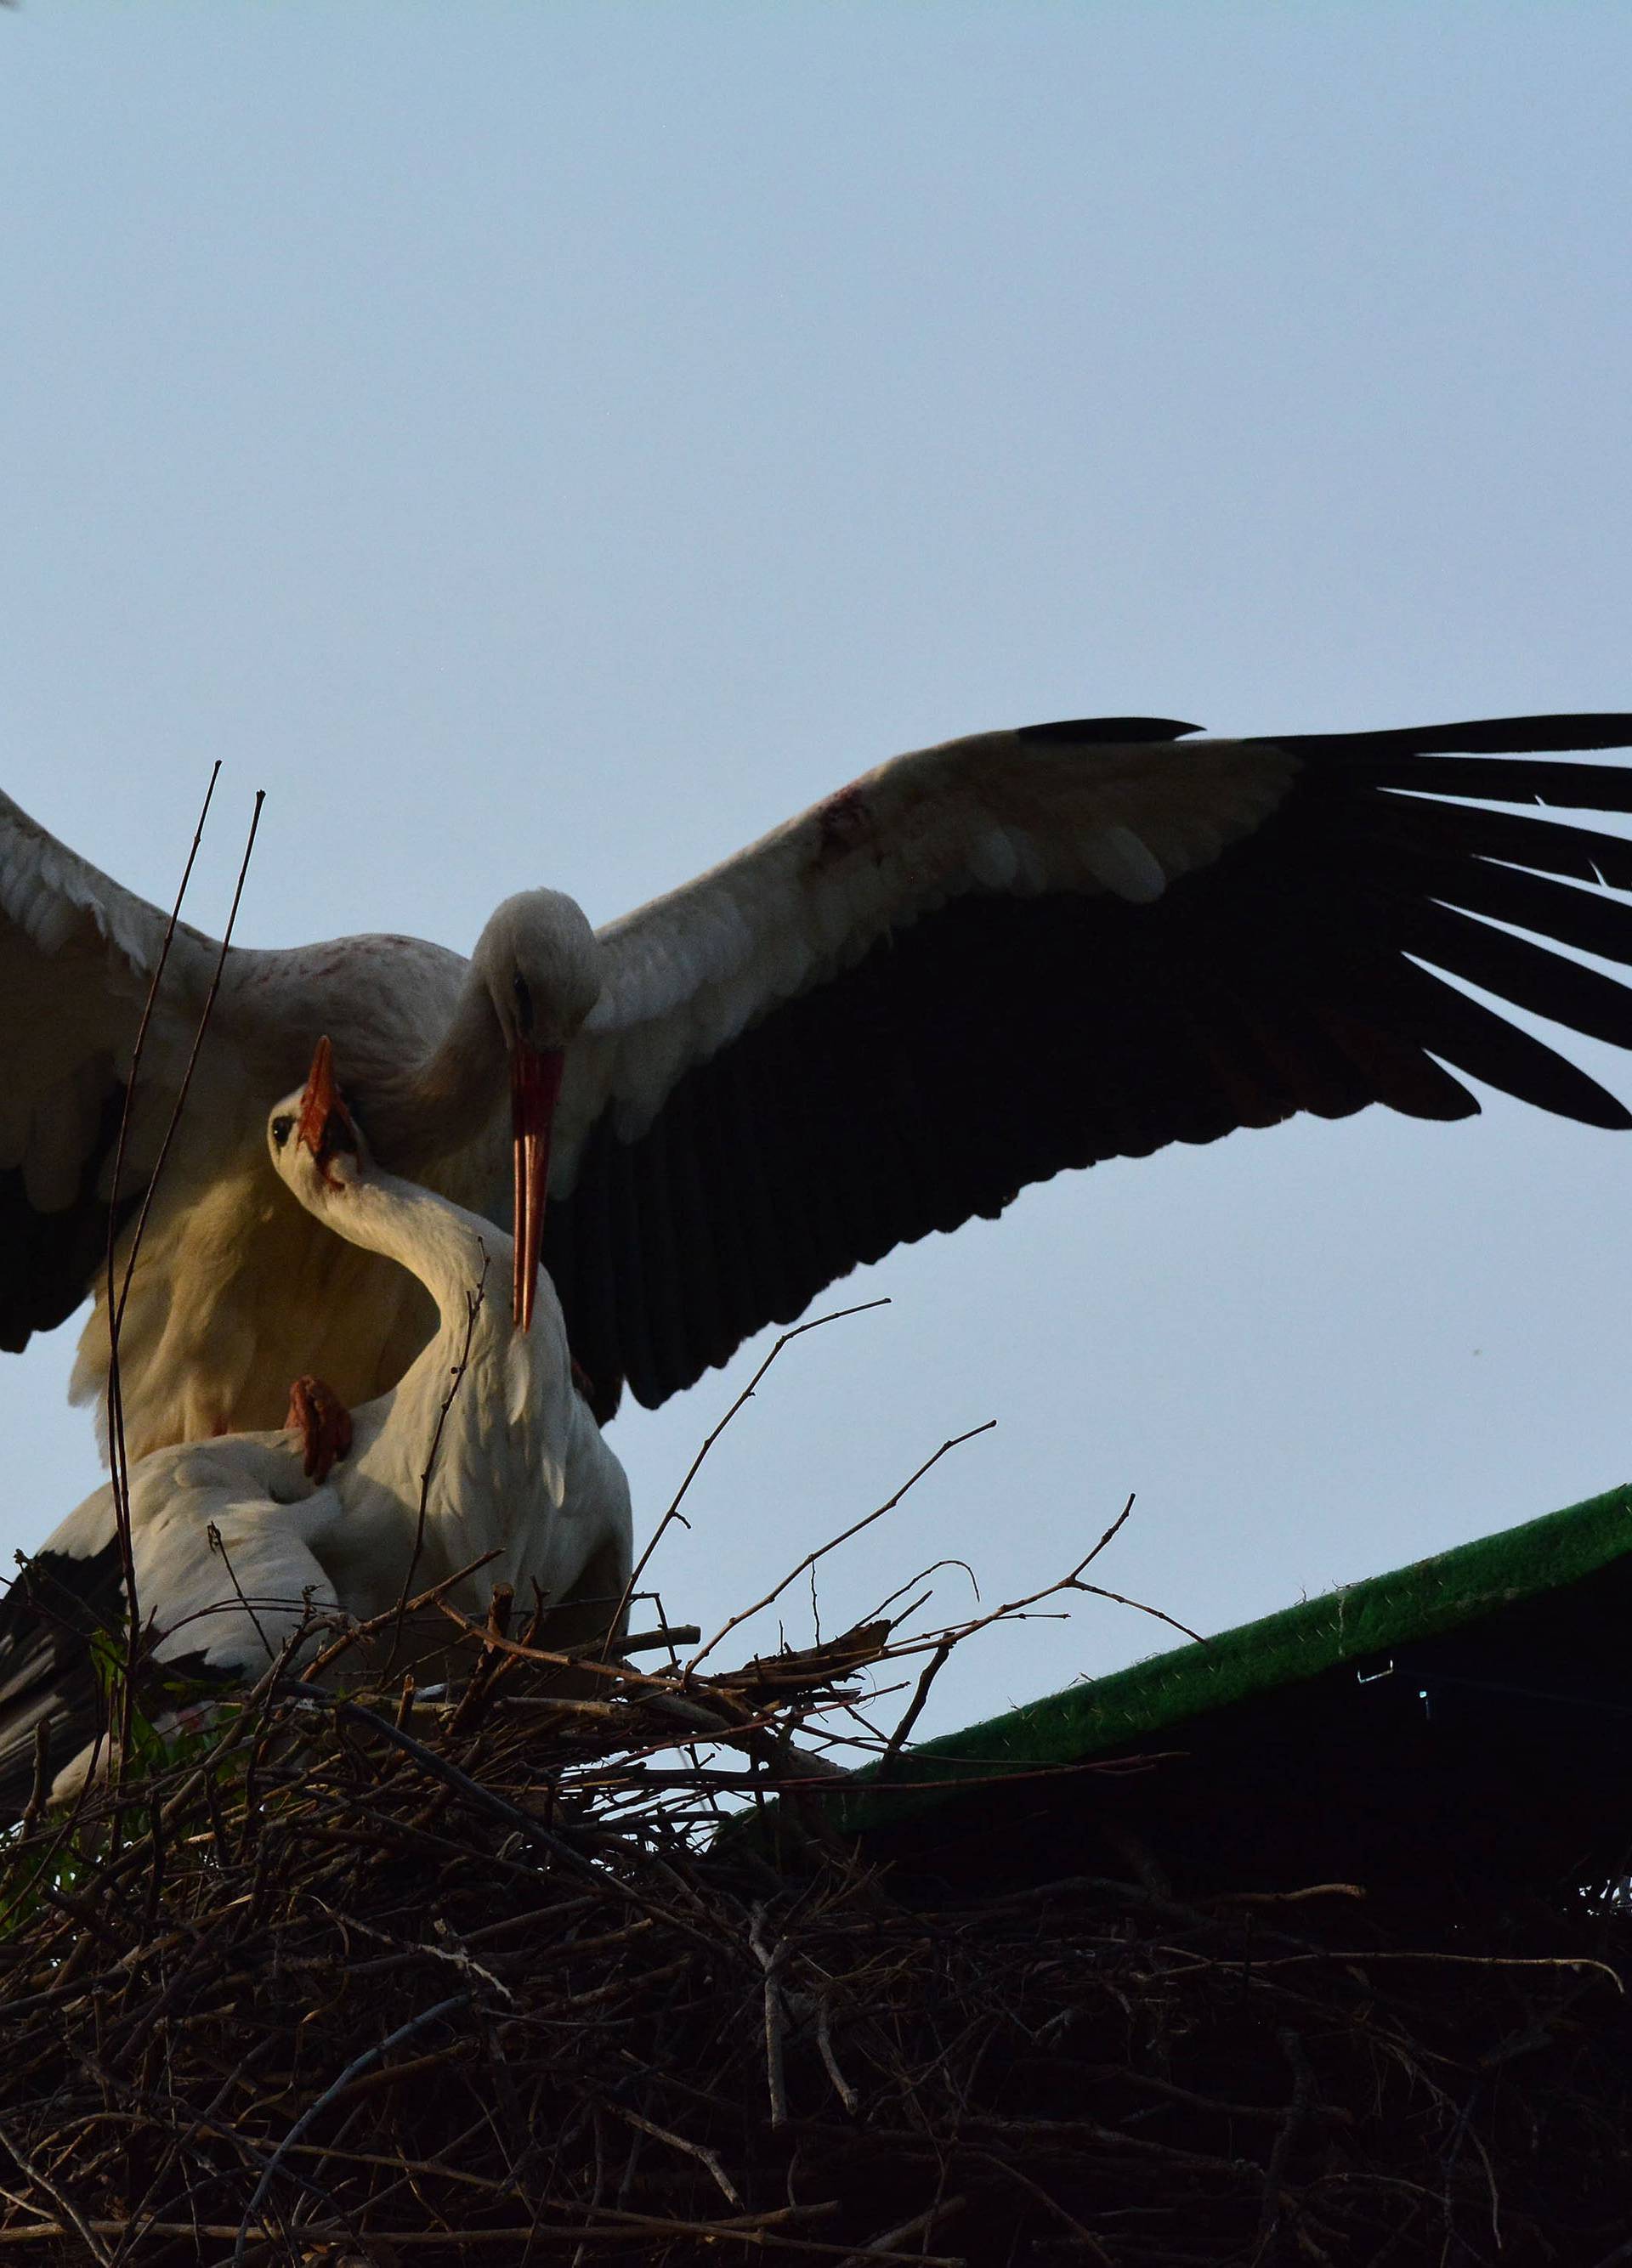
[5,710,1632,1454]
[0,1042,632,1817]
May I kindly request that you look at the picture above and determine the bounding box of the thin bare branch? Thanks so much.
[604,1298,891,1651]
[112,788,265,1786]
[685,1418,996,1675]
[102,764,222,1777]
[235,1994,471,2260]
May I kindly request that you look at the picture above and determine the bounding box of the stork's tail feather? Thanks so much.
[0,1541,124,1823]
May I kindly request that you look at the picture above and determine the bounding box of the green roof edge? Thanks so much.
[828,1476,1632,1835]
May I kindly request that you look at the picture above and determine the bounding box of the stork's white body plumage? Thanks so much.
[0,1059,632,1814]
[8,710,1632,1456]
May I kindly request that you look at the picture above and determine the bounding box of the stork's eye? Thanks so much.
[512,970,533,1029]
[270,1115,295,1151]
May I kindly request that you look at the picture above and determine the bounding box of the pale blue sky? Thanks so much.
[3,4,1630,1739]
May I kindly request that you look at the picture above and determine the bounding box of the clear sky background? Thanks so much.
[3,4,1630,1742]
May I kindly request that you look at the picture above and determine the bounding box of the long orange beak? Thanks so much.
[295,1035,344,1156]
[296,1036,360,1185]
[512,1044,565,1332]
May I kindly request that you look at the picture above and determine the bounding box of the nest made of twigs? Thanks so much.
[1,1601,1630,2268]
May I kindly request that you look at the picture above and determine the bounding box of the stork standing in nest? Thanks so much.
[0,1042,632,1818]
[5,710,1632,1456]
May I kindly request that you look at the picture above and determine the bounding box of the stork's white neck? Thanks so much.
[281,1161,583,1617]
[303,1168,503,1343]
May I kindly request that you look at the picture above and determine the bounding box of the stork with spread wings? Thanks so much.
[3,710,1632,1457]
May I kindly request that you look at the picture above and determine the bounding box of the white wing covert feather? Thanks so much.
[569,725,1295,1165]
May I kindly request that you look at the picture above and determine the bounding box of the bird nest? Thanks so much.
[0,1598,1629,2267]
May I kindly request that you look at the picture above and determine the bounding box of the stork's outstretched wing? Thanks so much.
[0,791,224,1352]
[545,712,1632,1413]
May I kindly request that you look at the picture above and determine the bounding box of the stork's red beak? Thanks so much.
[512,1044,564,1332]
[296,1037,360,1184]
[297,1036,340,1153]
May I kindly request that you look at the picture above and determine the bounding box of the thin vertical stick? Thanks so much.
[112,792,266,1335]
[109,790,265,1778]
[103,766,221,1774]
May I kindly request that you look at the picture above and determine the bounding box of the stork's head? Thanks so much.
[470,889,604,1333]
[268,1037,369,1207]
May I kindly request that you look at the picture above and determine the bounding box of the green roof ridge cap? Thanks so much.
[829,1476,1632,1834]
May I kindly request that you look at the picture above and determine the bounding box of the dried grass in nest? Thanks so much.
[1,1594,1630,2268]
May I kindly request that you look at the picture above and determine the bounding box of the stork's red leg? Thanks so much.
[286,1375,354,1482]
